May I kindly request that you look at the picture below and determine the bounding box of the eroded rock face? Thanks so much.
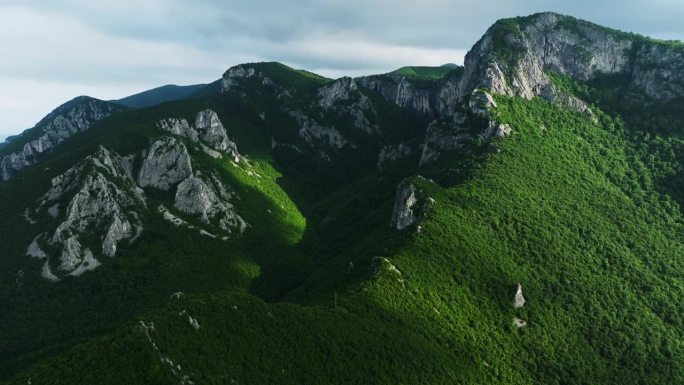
[1,97,118,181]
[194,109,240,161]
[317,77,358,108]
[220,65,257,93]
[31,146,144,278]
[156,110,240,162]
[174,175,246,234]
[461,12,684,103]
[314,78,378,135]
[289,110,347,150]
[514,283,526,308]
[157,118,199,142]
[419,115,473,166]
[391,179,431,230]
[359,75,436,117]
[138,137,193,191]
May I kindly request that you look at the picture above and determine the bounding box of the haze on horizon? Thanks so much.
[1,0,683,141]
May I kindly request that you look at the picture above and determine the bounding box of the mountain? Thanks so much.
[114,84,207,108]
[390,64,459,80]
[0,96,122,181]
[0,12,683,385]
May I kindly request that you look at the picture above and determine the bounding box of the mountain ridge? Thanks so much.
[1,12,683,385]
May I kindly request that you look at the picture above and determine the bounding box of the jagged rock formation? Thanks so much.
[362,13,684,166]
[157,118,199,142]
[220,64,290,99]
[1,97,119,181]
[31,146,145,278]
[460,12,684,103]
[358,75,439,117]
[391,179,432,230]
[157,110,240,162]
[220,65,258,93]
[138,137,193,191]
[174,174,246,234]
[194,109,240,161]
[288,110,347,150]
[316,77,378,134]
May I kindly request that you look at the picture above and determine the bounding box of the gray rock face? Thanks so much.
[514,283,526,308]
[468,90,498,118]
[138,137,193,191]
[377,143,415,170]
[359,75,436,117]
[1,97,118,181]
[174,175,246,234]
[156,110,240,162]
[194,109,240,161]
[391,179,428,230]
[33,146,144,278]
[219,64,289,98]
[317,77,358,108]
[481,121,512,141]
[462,12,684,103]
[288,110,347,150]
[315,78,378,134]
[367,13,684,166]
[419,115,473,166]
[220,65,257,93]
[157,118,199,142]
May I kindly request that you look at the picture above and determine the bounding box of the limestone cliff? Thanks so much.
[1,97,119,181]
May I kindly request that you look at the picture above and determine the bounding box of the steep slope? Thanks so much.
[1,13,684,385]
[0,96,123,181]
[114,84,207,108]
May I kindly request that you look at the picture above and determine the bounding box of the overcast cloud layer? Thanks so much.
[1,0,683,140]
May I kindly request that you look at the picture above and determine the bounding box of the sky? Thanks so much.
[1,0,683,141]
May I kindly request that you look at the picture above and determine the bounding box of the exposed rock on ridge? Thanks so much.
[138,137,193,191]
[1,97,118,181]
[31,146,145,278]
[391,179,432,230]
[157,109,240,162]
[174,175,247,234]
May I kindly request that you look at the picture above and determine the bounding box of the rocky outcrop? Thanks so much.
[391,179,432,230]
[138,137,193,191]
[514,283,526,308]
[460,12,684,103]
[157,118,199,142]
[1,97,119,181]
[288,110,347,150]
[316,78,378,134]
[174,175,246,234]
[220,64,290,99]
[377,143,415,170]
[419,114,473,165]
[220,65,258,93]
[157,110,240,162]
[359,75,436,117]
[194,109,240,161]
[317,77,359,108]
[31,146,144,278]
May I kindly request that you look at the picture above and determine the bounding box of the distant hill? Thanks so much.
[114,84,207,108]
[390,64,459,80]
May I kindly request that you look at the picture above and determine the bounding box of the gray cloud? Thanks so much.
[0,0,683,139]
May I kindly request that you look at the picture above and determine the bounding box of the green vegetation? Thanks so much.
[1,39,684,383]
[390,64,459,81]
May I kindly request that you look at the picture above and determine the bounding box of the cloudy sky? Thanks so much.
[1,0,683,140]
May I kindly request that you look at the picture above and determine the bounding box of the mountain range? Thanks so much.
[0,12,683,384]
